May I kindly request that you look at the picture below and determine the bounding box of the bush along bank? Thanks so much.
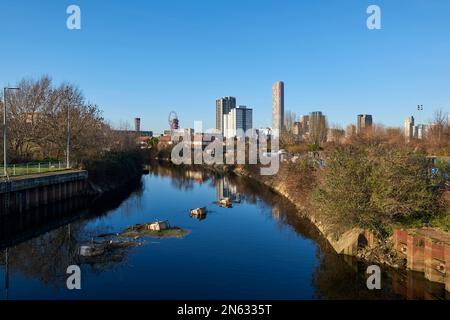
[233,143,450,269]
[150,142,450,269]
[81,149,146,195]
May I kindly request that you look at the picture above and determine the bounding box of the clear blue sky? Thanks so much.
[1,0,449,133]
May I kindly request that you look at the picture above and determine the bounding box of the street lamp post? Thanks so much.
[3,87,20,177]
[66,105,71,169]
[417,104,424,124]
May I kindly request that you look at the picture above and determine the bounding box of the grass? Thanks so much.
[119,226,190,239]
[3,162,69,177]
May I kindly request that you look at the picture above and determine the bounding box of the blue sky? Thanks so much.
[1,0,449,133]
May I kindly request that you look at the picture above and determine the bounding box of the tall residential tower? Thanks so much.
[356,114,373,135]
[134,117,141,133]
[223,106,253,138]
[404,116,415,142]
[272,81,284,134]
[216,96,236,133]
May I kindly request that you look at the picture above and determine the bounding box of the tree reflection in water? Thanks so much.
[0,177,144,290]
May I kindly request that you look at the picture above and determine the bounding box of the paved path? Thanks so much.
[1,169,84,182]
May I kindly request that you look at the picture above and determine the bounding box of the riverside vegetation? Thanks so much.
[0,75,147,188]
[241,129,450,265]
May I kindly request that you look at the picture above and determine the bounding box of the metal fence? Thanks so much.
[2,161,76,177]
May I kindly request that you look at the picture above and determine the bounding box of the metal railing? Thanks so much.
[2,161,77,177]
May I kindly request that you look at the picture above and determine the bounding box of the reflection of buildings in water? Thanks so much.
[150,165,207,185]
[271,205,282,221]
[215,178,241,203]
[185,170,205,184]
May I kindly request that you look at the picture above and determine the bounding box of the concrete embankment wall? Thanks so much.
[393,229,450,292]
[232,166,374,254]
[233,166,450,291]
[0,171,88,214]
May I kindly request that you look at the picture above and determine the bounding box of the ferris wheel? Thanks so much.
[168,111,179,131]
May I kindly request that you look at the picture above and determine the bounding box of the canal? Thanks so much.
[0,164,448,300]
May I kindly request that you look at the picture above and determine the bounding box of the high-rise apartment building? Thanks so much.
[216,96,236,133]
[299,115,310,135]
[272,81,284,133]
[309,111,327,138]
[415,124,426,140]
[404,116,415,142]
[356,114,373,134]
[223,106,253,138]
[134,117,141,132]
[293,122,302,136]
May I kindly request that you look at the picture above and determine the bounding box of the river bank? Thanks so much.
[219,163,450,291]
[152,161,411,267]
[7,165,436,300]
[139,159,450,291]
[230,165,405,267]
[83,150,147,196]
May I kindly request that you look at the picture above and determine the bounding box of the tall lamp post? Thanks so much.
[417,104,424,124]
[66,105,71,169]
[3,87,20,177]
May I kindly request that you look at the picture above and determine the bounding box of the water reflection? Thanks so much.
[146,164,449,300]
[0,178,144,294]
[0,164,448,300]
[216,178,241,203]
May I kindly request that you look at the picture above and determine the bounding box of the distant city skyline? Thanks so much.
[1,0,450,133]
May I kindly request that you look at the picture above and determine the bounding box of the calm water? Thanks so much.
[0,165,448,300]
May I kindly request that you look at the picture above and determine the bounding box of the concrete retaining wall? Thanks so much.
[0,170,88,214]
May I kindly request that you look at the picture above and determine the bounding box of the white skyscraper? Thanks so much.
[223,106,253,138]
[404,116,415,142]
[415,124,426,140]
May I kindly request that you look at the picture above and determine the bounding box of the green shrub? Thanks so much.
[314,143,444,237]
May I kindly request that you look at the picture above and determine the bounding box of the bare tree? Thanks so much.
[284,110,297,133]
[307,114,328,147]
[427,109,447,146]
[2,76,113,163]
